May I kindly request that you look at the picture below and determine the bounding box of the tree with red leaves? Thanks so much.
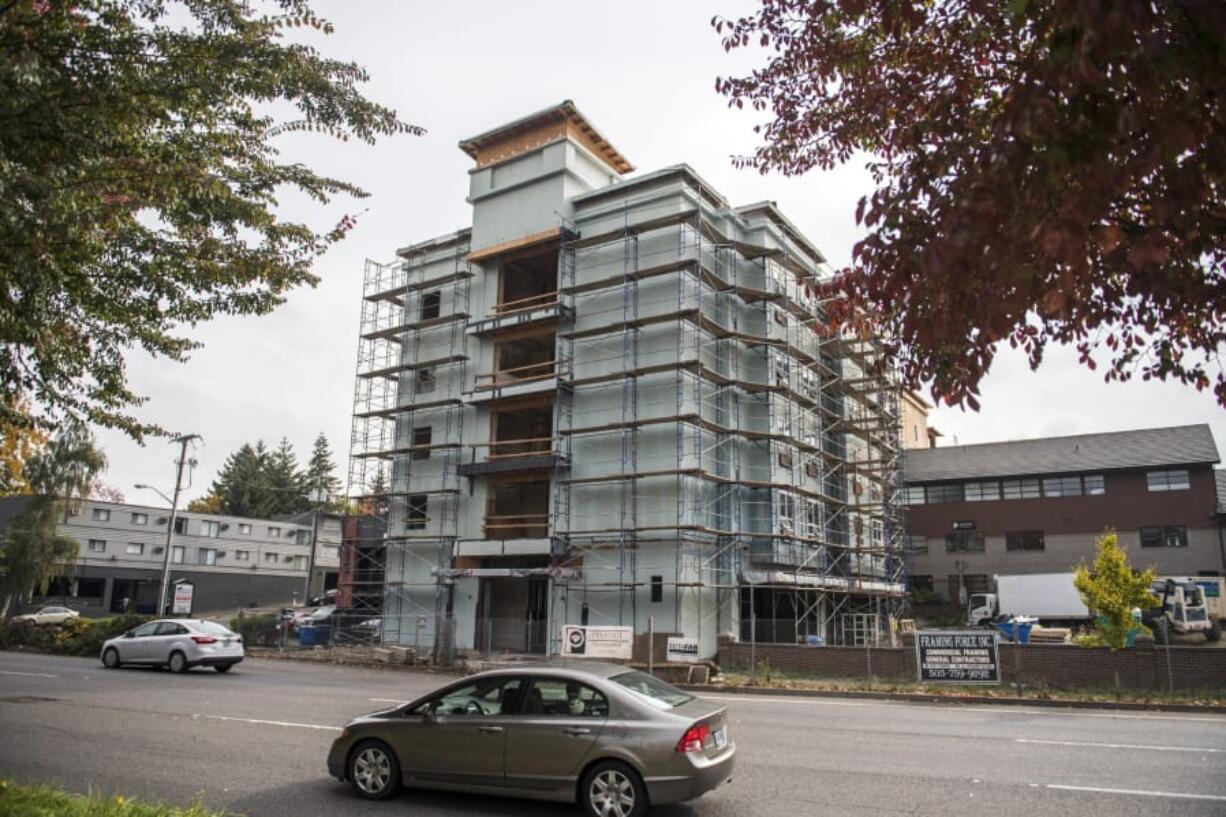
[714,1,1226,409]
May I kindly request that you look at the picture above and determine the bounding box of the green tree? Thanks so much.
[1073,531,1159,650]
[266,437,306,514]
[0,420,106,616]
[1,0,421,437]
[715,1,1226,408]
[0,395,47,496]
[366,465,389,517]
[208,442,275,518]
[185,493,223,514]
[304,432,342,499]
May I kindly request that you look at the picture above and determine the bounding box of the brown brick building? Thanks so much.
[901,425,1226,602]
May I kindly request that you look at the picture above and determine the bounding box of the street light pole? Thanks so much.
[147,434,200,616]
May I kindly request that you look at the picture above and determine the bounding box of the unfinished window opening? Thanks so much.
[498,248,558,314]
[406,494,428,530]
[420,291,441,321]
[651,576,663,603]
[412,426,432,460]
[415,367,436,394]
[488,334,555,386]
[491,405,553,459]
[485,479,549,539]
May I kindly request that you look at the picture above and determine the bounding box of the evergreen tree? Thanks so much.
[209,442,275,519]
[267,437,306,514]
[366,465,389,518]
[304,433,343,506]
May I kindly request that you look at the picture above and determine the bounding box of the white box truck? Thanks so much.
[966,573,1092,627]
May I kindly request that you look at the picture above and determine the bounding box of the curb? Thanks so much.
[675,683,1226,714]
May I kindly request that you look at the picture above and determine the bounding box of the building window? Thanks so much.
[945,532,985,553]
[963,574,991,594]
[416,367,436,394]
[88,539,106,553]
[905,534,928,555]
[91,508,111,522]
[903,486,925,505]
[412,427,432,460]
[651,575,663,603]
[234,550,250,561]
[293,555,309,571]
[1142,526,1188,548]
[172,546,185,564]
[1001,478,1041,500]
[910,575,934,593]
[197,547,217,566]
[238,523,252,535]
[200,520,221,538]
[1083,474,1105,495]
[126,542,145,555]
[420,290,441,321]
[407,494,428,530]
[1006,530,1045,551]
[1042,476,1082,497]
[265,552,278,564]
[1147,469,1191,492]
[268,526,281,538]
[964,481,1001,502]
[131,512,148,525]
[173,517,187,534]
[925,483,964,504]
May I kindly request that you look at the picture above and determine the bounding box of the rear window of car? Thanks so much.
[610,670,693,709]
[192,621,232,635]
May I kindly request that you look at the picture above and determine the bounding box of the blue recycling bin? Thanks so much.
[993,619,1034,644]
[299,625,330,646]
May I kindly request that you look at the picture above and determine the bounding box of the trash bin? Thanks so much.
[298,625,318,647]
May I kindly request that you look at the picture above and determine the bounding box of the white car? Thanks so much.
[101,619,244,673]
[12,606,80,625]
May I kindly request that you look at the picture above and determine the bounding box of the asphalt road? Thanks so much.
[1,651,1225,817]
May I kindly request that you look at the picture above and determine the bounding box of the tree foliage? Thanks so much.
[1074,530,1159,650]
[304,432,342,504]
[714,1,1226,408]
[200,433,343,517]
[0,395,47,496]
[0,0,421,437]
[0,419,106,616]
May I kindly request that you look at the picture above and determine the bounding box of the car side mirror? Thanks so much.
[123,630,134,638]
[421,702,439,722]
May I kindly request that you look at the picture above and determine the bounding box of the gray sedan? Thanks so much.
[100,619,244,673]
[327,661,735,817]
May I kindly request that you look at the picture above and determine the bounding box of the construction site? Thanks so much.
[343,101,906,662]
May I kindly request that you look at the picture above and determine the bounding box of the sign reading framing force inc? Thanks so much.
[562,626,633,660]
[914,630,1000,684]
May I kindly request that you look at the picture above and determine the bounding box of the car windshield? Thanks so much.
[610,670,693,710]
[193,621,232,635]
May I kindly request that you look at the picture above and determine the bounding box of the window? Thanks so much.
[126,542,145,555]
[903,486,925,505]
[412,427,432,460]
[804,460,819,478]
[234,550,250,562]
[911,575,934,593]
[1042,476,1082,497]
[420,290,441,321]
[1147,469,1191,492]
[964,481,1001,502]
[904,534,928,555]
[1006,530,1046,551]
[197,547,218,566]
[172,545,185,564]
[925,483,964,504]
[610,670,694,709]
[1083,474,1105,495]
[155,621,188,636]
[130,512,148,525]
[293,555,309,570]
[1142,526,1188,548]
[238,523,252,535]
[1001,478,1041,499]
[651,575,663,603]
[88,539,106,553]
[265,552,278,564]
[416,367,436,394]
[963,574,991,594]
[522,678,609,718]
[945,532,985,552]
[407,494,428,530]
[200,520,221,538]
[424,676,525,717]
[131,622,160,638]
[173,517,187,534]
[91,508,111,522]
[268,526,281,538]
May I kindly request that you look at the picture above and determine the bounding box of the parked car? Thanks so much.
[11,606,80,625]
[100,619,244,673]
[327,662,735,817]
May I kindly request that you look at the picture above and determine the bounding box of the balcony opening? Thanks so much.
[485,478,549,539]
[491,406,553,459]
[479,333,555,389]
[498,248,558,315]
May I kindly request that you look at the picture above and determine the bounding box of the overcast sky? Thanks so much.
[94,0,1226,505]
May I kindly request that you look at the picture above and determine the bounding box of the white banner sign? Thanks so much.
[562,625,633,660]
[171,582,194,615]
[666,637,700,664]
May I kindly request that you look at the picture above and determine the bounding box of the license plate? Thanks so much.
[223,638,231,646]
[712,727,727,748]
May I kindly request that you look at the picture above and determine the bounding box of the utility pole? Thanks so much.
[157,434,200,616]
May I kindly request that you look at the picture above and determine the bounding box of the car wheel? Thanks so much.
[581,760,647,817]
[214,664,234,673]
[102,648,121,669]
[167,651,189,673]
[347,740,399,800]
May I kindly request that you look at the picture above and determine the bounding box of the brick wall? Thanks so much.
[718,640,1226,691]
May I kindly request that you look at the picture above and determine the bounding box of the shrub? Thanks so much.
[0,614,151,657]
[230,613,279,647]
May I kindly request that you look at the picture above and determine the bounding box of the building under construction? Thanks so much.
[345,101,905,660]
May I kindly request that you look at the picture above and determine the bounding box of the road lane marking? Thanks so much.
[0,670,58,678]
[1018,738,1224,753]
[703,694,876,708]
[369,698,409,704]
[199,715,341,732]
[1043,784,1226,802]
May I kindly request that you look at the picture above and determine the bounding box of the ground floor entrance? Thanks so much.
[473,557,549,654]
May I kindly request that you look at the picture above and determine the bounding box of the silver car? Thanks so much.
[326,662,735,817]
[100,619,244,673]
